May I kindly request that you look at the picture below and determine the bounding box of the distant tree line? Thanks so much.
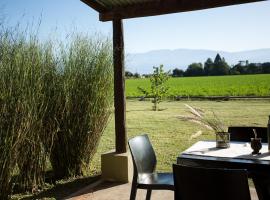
[172,54,270,77]
[125,71,141,78]
[126,53,270,78]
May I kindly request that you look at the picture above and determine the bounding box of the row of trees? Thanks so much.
[172,54,270,77]
[125,71,141,78]
[230,62,270,75]
[126,54,270,78]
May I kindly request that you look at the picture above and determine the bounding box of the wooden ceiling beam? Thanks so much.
[99,0,267,21]
[81,0,108,13]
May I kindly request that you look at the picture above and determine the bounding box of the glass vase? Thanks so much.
[216,132,230,148]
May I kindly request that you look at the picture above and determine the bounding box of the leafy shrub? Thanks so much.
[138,65,170,111]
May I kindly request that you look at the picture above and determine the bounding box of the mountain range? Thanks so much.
[126,48,270,74]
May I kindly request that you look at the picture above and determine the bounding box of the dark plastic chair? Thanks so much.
[128,134,174,200]
[228,126,267,143]
[173,164,251,200]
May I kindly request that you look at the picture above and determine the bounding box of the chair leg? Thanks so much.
[130,181,137,200]
[146,189,152,200]
[252,173,270,200]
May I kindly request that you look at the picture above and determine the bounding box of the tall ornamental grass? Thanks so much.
[0,26,58,198]
[14,40,58,191]
[0,23,113,199]
[50,35,113,179]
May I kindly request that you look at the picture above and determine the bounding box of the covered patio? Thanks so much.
[81,0,267,181]
[77,0,268,200]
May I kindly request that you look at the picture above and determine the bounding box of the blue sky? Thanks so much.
[2,0,270,53]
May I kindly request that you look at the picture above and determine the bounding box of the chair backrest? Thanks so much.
[228,126,267,143]
[128,134,157,174]
[173,164,251,200]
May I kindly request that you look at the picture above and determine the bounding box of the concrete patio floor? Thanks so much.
[67,180,259,200]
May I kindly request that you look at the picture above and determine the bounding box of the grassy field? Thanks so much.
[91,99,270,173]
[126,74,270,97]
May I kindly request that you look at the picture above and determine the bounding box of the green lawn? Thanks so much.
[14,99,269,199]
[126,74,270,97]
[91,99,270,173]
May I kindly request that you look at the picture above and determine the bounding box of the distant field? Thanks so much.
[126,74,270,97]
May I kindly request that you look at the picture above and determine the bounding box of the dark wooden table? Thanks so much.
[177,141,270,200]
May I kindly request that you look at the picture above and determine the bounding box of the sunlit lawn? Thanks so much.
[91,99,270,173]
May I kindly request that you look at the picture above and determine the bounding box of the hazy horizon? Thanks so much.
[130,47,270,54]
[126,48,270,74]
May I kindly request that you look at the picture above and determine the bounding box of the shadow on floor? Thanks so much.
[67,181,127,199]
[21,175,100,200]
[67,181,258,200]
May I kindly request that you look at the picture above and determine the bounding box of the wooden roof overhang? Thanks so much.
[81,0,268,154]
[82,0,267,21]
